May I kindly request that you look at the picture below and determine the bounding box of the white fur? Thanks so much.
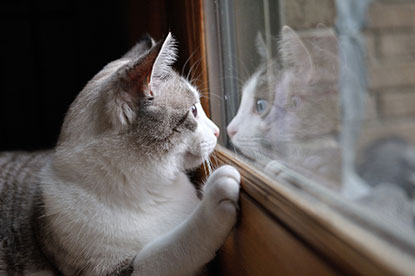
[227,71,270,161]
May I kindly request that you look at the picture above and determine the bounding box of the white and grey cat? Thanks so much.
[227,26,341,187]
[0,33,240,275]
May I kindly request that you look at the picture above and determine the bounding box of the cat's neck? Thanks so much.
[48,139,186,210]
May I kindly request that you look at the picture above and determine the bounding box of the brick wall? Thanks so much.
[279,0,336,30]
[364,0,415,144]
[280,0,415,145]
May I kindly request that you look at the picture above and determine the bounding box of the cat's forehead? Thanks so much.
[155,75,199,109]
[242,70,272,100]
[185,80,200,100]
[174,76,199,101]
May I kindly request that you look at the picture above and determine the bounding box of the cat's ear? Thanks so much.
[119,39,164,95]
[255,32,267,61]
[109,33,177,129]
[123,33,156,59]
[119,33,177,94]
[149,32,178,86]
[280,26,313,77]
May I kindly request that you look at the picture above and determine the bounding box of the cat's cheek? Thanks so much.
[183,152,203,170]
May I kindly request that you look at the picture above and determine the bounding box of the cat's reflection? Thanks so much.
[227,26,341,188]
[227,26,415,231]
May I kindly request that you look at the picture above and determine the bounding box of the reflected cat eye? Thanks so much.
[255,99,268,115]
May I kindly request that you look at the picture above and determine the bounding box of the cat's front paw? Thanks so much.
[264,160,283,176]
[203,165,240,224]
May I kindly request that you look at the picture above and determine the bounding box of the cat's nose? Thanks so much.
[227,126,237,139]
[214,127,220,138]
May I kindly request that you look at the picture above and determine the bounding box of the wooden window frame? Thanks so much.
[180,1,414,275]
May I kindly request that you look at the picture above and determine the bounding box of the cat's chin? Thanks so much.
[183,151,207,170]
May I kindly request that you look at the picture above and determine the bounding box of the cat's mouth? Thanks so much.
[200,141,216,155]
[185,141,216,163]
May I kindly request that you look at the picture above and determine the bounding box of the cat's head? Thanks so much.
[226,33,278,159]
[58,33,219,171]
[266,26,339,145]
[227,26,339,161]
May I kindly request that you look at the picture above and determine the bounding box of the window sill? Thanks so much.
[211,145,413,275]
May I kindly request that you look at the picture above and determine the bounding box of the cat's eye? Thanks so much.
[191,105,198,117]
[255,99,268,115]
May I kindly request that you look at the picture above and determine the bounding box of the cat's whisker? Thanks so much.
[210,151,217,165]
[181,48,199,76]
[206,158,213,176]
[187,58,202,82]
[211,152,220,170]
[201,154,208,177]
[200,93,225,102]
[220,75,246,88]
[231,144,238,156]
[198,88,223,99]
[202,152,211,176]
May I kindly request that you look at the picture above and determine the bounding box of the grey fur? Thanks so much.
[0,151,57,274]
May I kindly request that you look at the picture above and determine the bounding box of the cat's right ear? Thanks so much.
[280,26,313,78]
[256,32,267,61]
[123,34,156,59]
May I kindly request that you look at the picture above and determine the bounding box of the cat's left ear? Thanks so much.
[109,33,177,129]
[120,33,177,95]
[122,33,177,88]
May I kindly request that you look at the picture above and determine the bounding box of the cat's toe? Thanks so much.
[206,165,240,187]
[264,160,283,175]
[208,176,239,227]
[214,176,240,206]
[202,165,240,224]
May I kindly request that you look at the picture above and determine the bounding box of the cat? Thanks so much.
[227,26,342,188]
[0,33,240,275]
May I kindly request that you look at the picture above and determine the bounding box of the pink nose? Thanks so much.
[214,128,220,138]
[227,126,237,138]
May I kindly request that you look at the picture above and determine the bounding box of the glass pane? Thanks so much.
[205,0,415,250]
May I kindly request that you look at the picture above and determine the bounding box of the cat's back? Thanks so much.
[0,150,51,186]
[0,150,55,275]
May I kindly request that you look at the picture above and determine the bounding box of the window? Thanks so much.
[203,0,415,274]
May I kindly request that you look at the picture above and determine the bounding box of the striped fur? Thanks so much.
[0,151,56,275]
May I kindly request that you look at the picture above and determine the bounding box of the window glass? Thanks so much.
[205,0,415,252]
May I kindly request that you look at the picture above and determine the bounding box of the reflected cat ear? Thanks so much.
[280,26,313,77]
[256,32,267,60]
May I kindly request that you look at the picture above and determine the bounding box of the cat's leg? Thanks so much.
[264,160,284,176]
[131,165,240,276]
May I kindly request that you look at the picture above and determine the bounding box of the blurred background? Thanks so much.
[0,0,201,151]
